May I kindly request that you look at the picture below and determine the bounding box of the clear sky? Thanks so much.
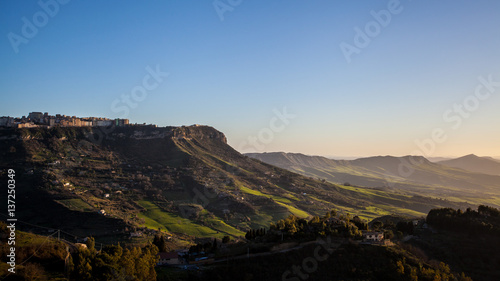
[1,0,500,158]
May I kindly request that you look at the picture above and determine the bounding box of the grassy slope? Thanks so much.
[137,200,244,238]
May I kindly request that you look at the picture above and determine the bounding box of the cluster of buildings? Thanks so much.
[0,112,129,128]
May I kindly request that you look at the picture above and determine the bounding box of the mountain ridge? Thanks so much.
[438,154,500,176]
[246,152,500,208]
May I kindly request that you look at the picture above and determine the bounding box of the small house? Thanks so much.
[157,252,180,266]
[363,231,384,242]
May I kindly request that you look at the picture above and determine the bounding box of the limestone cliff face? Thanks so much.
[3,124,228,143]
[172,125,227,144]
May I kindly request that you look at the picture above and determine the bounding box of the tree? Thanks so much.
[372,221,384,231]
[352,216,368,230]
[384,230,394,240]
[407,222,414,235]
[269,222,277,230]
[287,223,298,235]
[73,250,93,281]
[245,230,253,240]
[260,228,265,236]
[136,244,158,280]
[153,235,161,249]
[86,237,95,252]
[153,234,167,252]
[478,205,500,217]
[71,242,158,280]
[222,236,230,243]
[310,216,321,225]
[396,260,405,275]
[212,238,218,252]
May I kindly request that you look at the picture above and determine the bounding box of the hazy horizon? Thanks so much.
[242,151,500,161]
[2,1,500,158]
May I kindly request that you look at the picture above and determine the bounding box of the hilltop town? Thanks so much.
[0,112,129,128]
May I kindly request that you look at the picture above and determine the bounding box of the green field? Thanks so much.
[198,210,245,237]
[239,185,309,218]
[137,200,243,238]
[239,185,295,204]
[275,202,310,218]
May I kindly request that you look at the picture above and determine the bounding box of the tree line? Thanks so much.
[244,210,370,242]
[427,205,500,235]
[70,237,158,280]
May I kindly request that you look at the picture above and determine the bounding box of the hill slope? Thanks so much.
[438,154,500,176]
[246,152,500,207]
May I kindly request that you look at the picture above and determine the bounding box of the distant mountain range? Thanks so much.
[246,152,500,208]
[438,154,500,176]
[427,157,454,162]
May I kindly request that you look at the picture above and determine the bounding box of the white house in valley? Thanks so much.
[363,231,384,242]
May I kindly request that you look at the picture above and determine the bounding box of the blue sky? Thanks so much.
[2,0,500,157]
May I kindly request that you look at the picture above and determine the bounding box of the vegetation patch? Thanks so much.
[137,200,230,238]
